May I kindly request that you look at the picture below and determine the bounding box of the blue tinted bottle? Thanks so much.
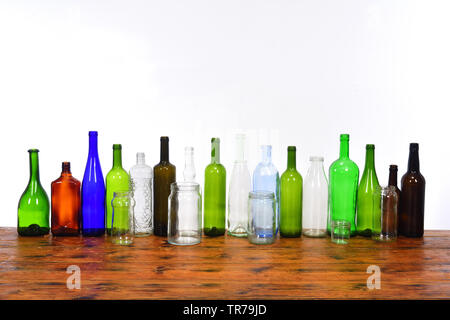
[252,145,280,233]
[81,131,106,236]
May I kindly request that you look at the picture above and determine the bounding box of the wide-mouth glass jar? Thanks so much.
[168,182,202,246]
[248,191,276,245]
[111,191,135,245]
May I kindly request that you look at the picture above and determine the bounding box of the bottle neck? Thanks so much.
[388,167,398,187]
[339,139,349,159]
[408,148,420,172]
[29,151,40,182]
[261,145,272,164]
[113,149,123,168]
[184,148,195,182]
[136,153,145,165]
[211,140,220,164]
[364,148,375,170]
[287,150,296,169]
[160,139,169,162]
[88,135,99,157]
[61,162,72,175]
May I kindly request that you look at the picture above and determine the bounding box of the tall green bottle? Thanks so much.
[280,146,303,237]
[328,134,359,236]
[18,149,50,236]
[357,144,380,236]
[106,144,130,234]
[204,138,226,237]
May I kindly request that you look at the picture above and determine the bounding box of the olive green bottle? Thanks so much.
[204,138,226,236]
[356,144,380,236]
[18,149,50,236]
[106,144,130,234]
[153,136,176,236]
[280,146,303,237]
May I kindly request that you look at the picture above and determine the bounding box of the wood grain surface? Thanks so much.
[0,227,449,300]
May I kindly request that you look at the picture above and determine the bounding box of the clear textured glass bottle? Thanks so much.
[18,149,50,236]
[399,143,426,237]
[183,147,196,182]
[328,134,359,236]
[280,146,303,237]
[356,144,380,236]
[302,156,328,238]
[252,145,280,234]
[51,162,81,236]
[228,134,251,237]
[153,136,176,236]
[106,144,130,235]
[81,131,105,236]
[204,138,226,237]
[129,152,153,237]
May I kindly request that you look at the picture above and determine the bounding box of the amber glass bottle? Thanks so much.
[51,162,81,235]
[153,136,176,236]
[399,143,426,237]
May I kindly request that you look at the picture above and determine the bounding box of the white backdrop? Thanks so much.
[0,0,449,229]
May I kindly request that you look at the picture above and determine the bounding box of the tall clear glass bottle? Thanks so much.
[356,144,380,236]
[18,149,50,236]
[81,131,105,236]
[228,134,251,237]
[129,152,153,237]
[302,156,328,238]
[204,138,226,237]
[106,144,130,235]
[153,136,176,236]
[51,162,81,236]
[183,146,196,182]
[399,143,425,237]
[328,134,359,236]
[252,145,280,234]
[280,146,303,237]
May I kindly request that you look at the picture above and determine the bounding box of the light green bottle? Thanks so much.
[328,134,359,236]
[106,144,129,234]
[204,138,226,237]
[356,144,380,236]
[18,149,50,236]
[280,146,303,237]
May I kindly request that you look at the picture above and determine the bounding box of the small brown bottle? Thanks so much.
[399,143,426,237]
[153,137,176,236]
[51,162,81,235]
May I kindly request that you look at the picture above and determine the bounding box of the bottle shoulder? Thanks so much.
[401,171,426,185]
[330,158,359,171]
[106,167,129,179]
[281,168,302,181]
[205,163,226,173]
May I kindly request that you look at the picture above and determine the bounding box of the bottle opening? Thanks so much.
[171,182,199,192]
[309,156,324,161]
[288,146,296,151]
[410,143,419,151]
[28,149,39,153]
[62,162,71,172]
[249,191,275,199]
[89,131,98,136]
[340,134,350,141]
[161,136,169,142]
[366,144,375,149]
[113,144,122,150]
[389,164,398,171]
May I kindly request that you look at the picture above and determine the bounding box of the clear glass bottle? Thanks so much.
[228,134,251,237]
[18,149,50,236]
[168,182,202,245]
[372,186,398,241]
[302,156,328,238]
[204,138,226,237]
[248,191,276,245]
[183,147,196,182]
[252,145,280,234]
[280,146,303,237]
[129,152,153,237]
[328,134,359,236]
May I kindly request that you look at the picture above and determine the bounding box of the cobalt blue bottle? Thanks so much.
[81,131,106,236]
[252,145,280,234]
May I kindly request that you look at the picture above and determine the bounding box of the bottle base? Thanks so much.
[280,231,301,238]
[303,229,326,238]
[82,228,105,237]
[204,227,225,237]
[18,225,49,236]
[357,228,372,237]
[52,227,79,236]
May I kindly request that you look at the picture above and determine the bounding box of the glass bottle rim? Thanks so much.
[249,191,275,199]
[171,182,200,192]
[113,191,132,197]
[309,156,324,161]
[28,149,39,153]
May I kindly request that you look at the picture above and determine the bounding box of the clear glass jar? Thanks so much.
[302,156,328,237]
[168,182,202,245]
[111,191,135,245]
[372,186,398,241]
[248,191,276,245]
[129,152,153,236]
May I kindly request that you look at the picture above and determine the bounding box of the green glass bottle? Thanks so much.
[357,144,380,236]
[106,144,130,235]
[280,146,303,237]
[18,149,50,236]
[204,138,226,237]
[328,134,359,236]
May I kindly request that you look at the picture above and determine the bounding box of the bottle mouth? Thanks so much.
[211,137,220,144]
[410,143,419,151]
[171,182,199,192]
[161,136,169,142]
[309,156,324,161]
[389,164,398,170]
[366,144,375,149]
[28,149,39,153]
[113,144,122,150]
[340,134,350,141]
[288,146,296,151]
[249,191,275,199]
[89,131,98,136]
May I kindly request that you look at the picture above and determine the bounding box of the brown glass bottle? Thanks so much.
[153,136,176,236]
[399,143,426,237]
[51,162,81,236]
[388,164,401,234]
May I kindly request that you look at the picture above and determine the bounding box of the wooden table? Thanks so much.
[0,227,449,300]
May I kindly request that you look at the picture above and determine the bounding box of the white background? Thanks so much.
[0,0,449,229]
